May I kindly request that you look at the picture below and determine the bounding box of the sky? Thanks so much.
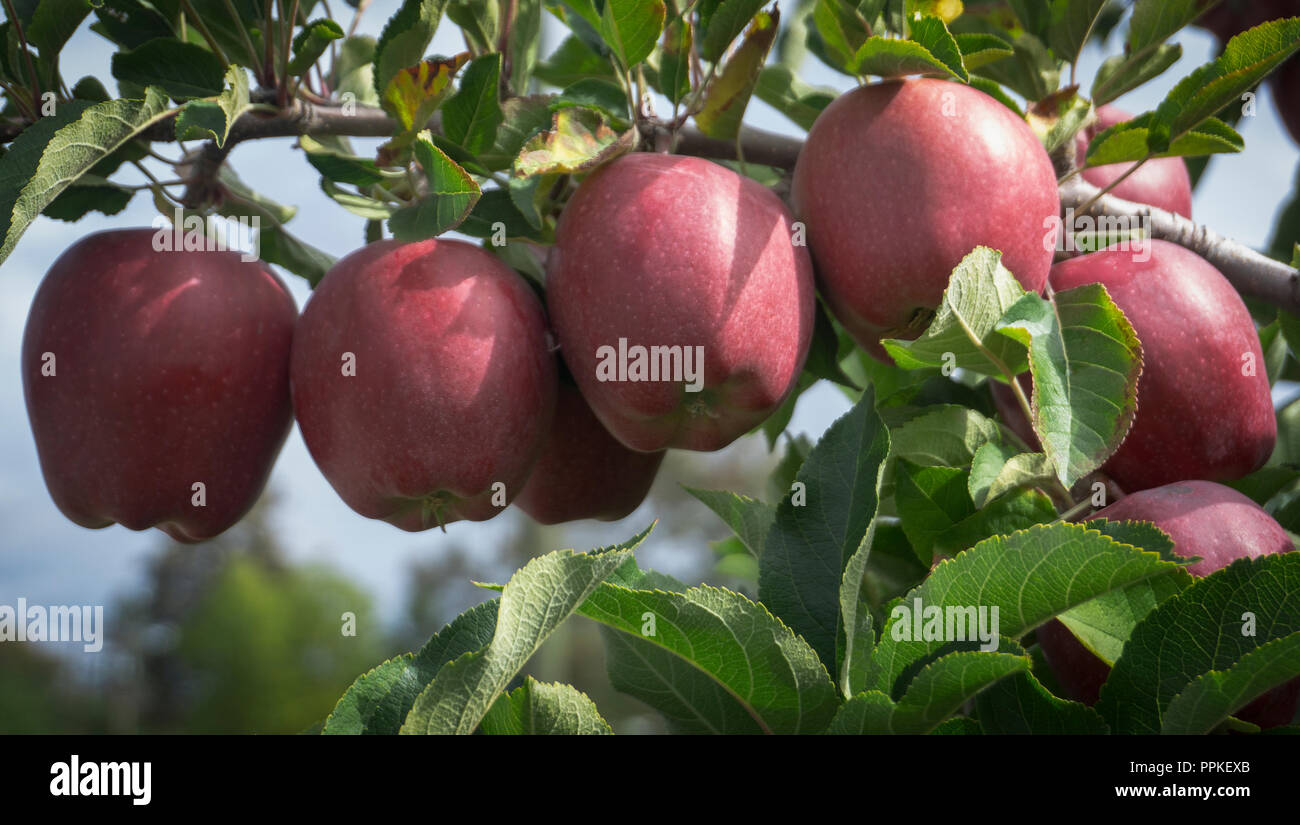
[0,4,1296,643]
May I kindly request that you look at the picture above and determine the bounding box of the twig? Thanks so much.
[346,0,372,38]
[178,0,231,68]
[1,0,43,117]
[220,0,264,78]
[1059,176,1300,315]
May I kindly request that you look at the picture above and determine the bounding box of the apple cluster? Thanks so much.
[19,69,1299,724]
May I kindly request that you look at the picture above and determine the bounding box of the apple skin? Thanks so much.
[1004,241,1275,493]
[514,380,665,524]
[21,228,297,543]
[1075,105,1193,218]
[547,153,815,452]
[791,77,1059,359]
[1272,54,1300,145]
[290,238,556,530]
[1038,481,1298,728]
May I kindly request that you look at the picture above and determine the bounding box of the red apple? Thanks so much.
[1075,105,1193,218]
[514,380,665,524]
[1039,481,1298,728]
[1047,240,1274,492]
[290,238,556,530]
[546,153,815,452]
[791,77,1059,359]
[21,228,297,543]
[1272,55,1300,145]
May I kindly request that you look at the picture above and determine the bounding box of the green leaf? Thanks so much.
[831,650,1030,733]
[509,0,544,92]
[322,600,500,734]
[695,8,778,140]
[684,487,775,557]
[890,405,1001,469]
[91,1,174,50]
[288,18,345,77]
[27,0,91,60]
[299,135,389,186]
[533,35,617,87]
[968,443,1054,507]
[972,32,1058,101]
[442,53,504,155]
[0,88,171,266]
[401,529,648,734]
[1097,553,1300,734]
[41,178,133,221]
[599,0,666,69]
[993,283,1143,488]
[258,226,337,286]
[1153,18,1300,144]
[1162,633,1300,735]
[214,165,299,225]
[758,388,890,678]
[1053,519,1191,666]
[1084,114,1244,166]
[581,570,840,734]
[320,179,395,220]
[1091,43,1181,106]
[700,0,768,62]
[894,461,1056,559]
[813,0,870,74]
[513,107,634,177]
[174,65,251,147]
[954,32,1014,70]
[457,187,546,241]
[976,647,1110,733]
[657,14,692,105]
[388,132,481,240]
[755,64,835,131]
[446,0,499,54]
[871,522,1189,697]
[335,35,380,107]
[1046,0,1105,66]
[852,26,964,80]
[552,77,630,122]
[111,38,225,100]
[802,299,861,389]
[881,246,1031,378]
[480,678,613,734]
[374,0,450,97]
[1126,0,1206,57]
[479,94,556,170]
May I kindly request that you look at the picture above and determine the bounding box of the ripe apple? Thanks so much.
[1038,481,1298,728]
[791,77,1059,359]
[546,152,815,452]
[514,380,665,524]
[21,228,297,543]
[1195,0,1299,42]
[1272,55,1300,145]
[1051,240,1274,491]
[290,238,556,530]
[1075,105,1193,218]
[995,241,1274,493]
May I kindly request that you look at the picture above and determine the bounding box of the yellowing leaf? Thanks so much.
[513,108,634,177]
[695,9,779,141]
[382,52,470,132]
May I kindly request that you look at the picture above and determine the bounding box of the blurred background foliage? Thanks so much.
[0,446,777,734]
